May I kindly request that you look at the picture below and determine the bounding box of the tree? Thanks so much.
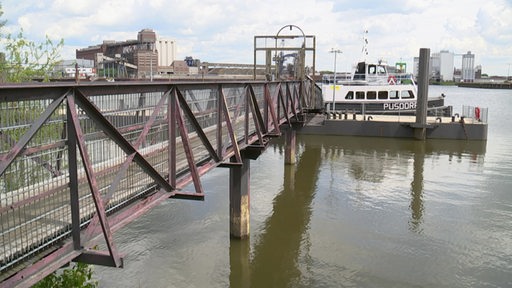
[0,4,64,83]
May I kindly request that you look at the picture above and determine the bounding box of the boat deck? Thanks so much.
[298,113,488,140]
[324,114,484,124]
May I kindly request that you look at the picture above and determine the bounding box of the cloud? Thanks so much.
[1,0,511,75]
[476,1,512,45]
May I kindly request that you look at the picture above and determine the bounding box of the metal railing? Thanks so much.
[0,79,319,286]
[461,105,488,124]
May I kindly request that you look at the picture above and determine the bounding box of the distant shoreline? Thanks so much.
[457,82,512,89]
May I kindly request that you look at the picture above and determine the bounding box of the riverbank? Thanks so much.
[457,82,512,89]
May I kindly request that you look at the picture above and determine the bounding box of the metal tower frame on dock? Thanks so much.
[253,24,316,81]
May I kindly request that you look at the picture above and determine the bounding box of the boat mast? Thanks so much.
[361,30,369,62]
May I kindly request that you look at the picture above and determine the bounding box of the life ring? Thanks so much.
[387,75,397,85]
[474,107,480,120]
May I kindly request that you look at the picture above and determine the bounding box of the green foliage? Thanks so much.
[32,262,98,288]
[0,4,64,83]
[1,30,64,83]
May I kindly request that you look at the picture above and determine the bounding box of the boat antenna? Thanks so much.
[361,30,369,61]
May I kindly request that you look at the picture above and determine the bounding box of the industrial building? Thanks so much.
[53,59,96,78]
[461,51,476,82]
[413,50,476,82]
[75,29,179,78]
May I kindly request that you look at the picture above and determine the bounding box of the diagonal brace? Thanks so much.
[0,92,67,176]
[175,88,221,162]
[67,94,122,267]
[74,88,173,192]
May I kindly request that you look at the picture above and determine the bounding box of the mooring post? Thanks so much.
[285,127,296,165]
[414,48,430,140]
[229,156,250,239]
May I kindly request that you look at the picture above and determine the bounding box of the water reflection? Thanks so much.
[229,135,487,286]
[230,143,322,287]
[302,135,486,231]
[410,142,425,232]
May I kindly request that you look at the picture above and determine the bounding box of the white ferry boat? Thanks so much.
[322,61,451,116]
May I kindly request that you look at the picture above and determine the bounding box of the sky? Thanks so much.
[1,0,511,76]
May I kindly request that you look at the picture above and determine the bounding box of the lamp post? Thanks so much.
[330,48,342,112]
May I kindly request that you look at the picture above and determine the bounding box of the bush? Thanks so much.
[32,262,97,288]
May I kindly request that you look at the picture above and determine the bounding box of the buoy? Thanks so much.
[475,107,481,121]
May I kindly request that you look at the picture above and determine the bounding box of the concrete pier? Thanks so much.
[229,156,251,239]
[285,128,297,165]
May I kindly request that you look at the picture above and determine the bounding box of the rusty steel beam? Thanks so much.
[174,91,204,195]
[67,94,123,268]
[0,92,67,175]
[168,87,177,188]
[286,84,297,120]
[175,88,221,163]
[220,86,242,164]
[247,84,267,135]
[278,84,292,126]
[68,93,81,250]
[84,89,171,243]
[0,131,62,177]
[74,88,174,192]
[216,85,223,160]
[263,83,281,136]
[246,85,265,146]
[82,152,136,243]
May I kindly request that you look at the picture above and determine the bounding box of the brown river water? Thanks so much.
[95,85,512,287]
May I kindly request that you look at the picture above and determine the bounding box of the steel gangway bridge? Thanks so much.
[0,77,323,287]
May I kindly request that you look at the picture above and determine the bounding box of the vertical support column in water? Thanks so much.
[285,127,296,165]
[414,48,430,140]
[230,155,250,239]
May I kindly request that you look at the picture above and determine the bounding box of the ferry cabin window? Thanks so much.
[356,91,365,100]
[368,65,376,74]
[401,90,414,99]
[378,91,388,99]
[377,66,386,74]
[345,91,354,100]
[389,91,399,99]
[367,91,377,100]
